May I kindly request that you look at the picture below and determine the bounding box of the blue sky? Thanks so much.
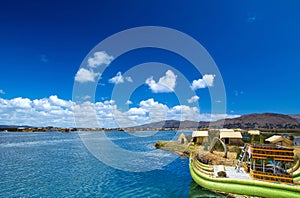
[0,0,299,127]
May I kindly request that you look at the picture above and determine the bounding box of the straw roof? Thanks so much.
[220,131,242,139]
[192,130,208,138]
[219,128,235,133]
[265,135,291,143]
[265,135,293,146]
[178,132,188,144]
[265,135,282,142]
[248,130,261,135]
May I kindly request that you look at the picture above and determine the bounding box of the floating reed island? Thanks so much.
[190,144,300,198]
[155,129,300,197]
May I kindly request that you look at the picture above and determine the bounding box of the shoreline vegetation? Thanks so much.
[154,141,239,166]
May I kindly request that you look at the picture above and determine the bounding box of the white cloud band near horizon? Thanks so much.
[0,95,239,128]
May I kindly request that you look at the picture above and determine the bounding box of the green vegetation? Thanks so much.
[154,141,192,157]
[224,146,242,160]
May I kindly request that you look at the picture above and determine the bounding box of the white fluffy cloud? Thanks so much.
[108,72,132,84]
[167,105,200,121]
[145,70,177,93]
[0,95,239,128]
[127,107,146,116]
[0,89,5,94]
[74,100,117,128]
[187,96,199,103]
[75,68,100,83]
[191,74,216,90]
[0,96,74,127]
[118,99,201,125]
[49,95,72,107]
[10,97,32,108]
[87,51,114,68]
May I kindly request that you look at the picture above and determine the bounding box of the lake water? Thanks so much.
[0,131,224,197]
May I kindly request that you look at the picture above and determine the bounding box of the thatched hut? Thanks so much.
[248,130,261,143]
[192,130,209,145]
[220,129,243,145]
[248,130,261,135]
[178,131,188,144]
[265,135,293,147]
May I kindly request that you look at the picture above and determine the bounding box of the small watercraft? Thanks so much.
[190,144,300,198]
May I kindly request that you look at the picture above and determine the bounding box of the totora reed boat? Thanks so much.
[189,144,300,197]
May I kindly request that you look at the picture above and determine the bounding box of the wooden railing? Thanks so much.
[250,169,293,184]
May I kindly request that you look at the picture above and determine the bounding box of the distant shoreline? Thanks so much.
[1,113,300,133]
[1,128,300,133]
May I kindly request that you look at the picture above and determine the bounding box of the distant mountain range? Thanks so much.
[289,114,300,122]
[133,113,300,130]
[1,113,300,130]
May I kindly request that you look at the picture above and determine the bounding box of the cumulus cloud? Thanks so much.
[83,95,91,100]
[145,70,177,93]
[10,97,32,108]
[112,98,168,127]
[127,107,146,116]
[0,96,74,127]
[191,74,215,90]
[0,89,5,94]
[167,105,200,121]
[109,72,133,84]
[109,72,124,84]
[187,96,199,103]
[122,98,200,124]
[87,51,114,68]
[140,98,169,122]
[126,100,133,105]
[49,95,72,107]
[75,68,100,83]
[0,95,239,128]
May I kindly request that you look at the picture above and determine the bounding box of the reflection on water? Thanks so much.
[0,131,223,197]
[189,181,227,198]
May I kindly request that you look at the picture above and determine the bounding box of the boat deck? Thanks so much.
[213,166,251,180]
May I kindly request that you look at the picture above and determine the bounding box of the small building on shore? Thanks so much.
[192,130,209,145]
[248,130,261,143]
[178,131,189,144]
[220,129,243,145]
[248,130,261,135]
[265,135,293,147]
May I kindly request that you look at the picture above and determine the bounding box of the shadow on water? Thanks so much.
[188,180,233,198]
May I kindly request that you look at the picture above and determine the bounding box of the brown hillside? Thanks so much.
[219,113,300,129]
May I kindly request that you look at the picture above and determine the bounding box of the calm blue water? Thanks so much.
[0,131,223,197]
